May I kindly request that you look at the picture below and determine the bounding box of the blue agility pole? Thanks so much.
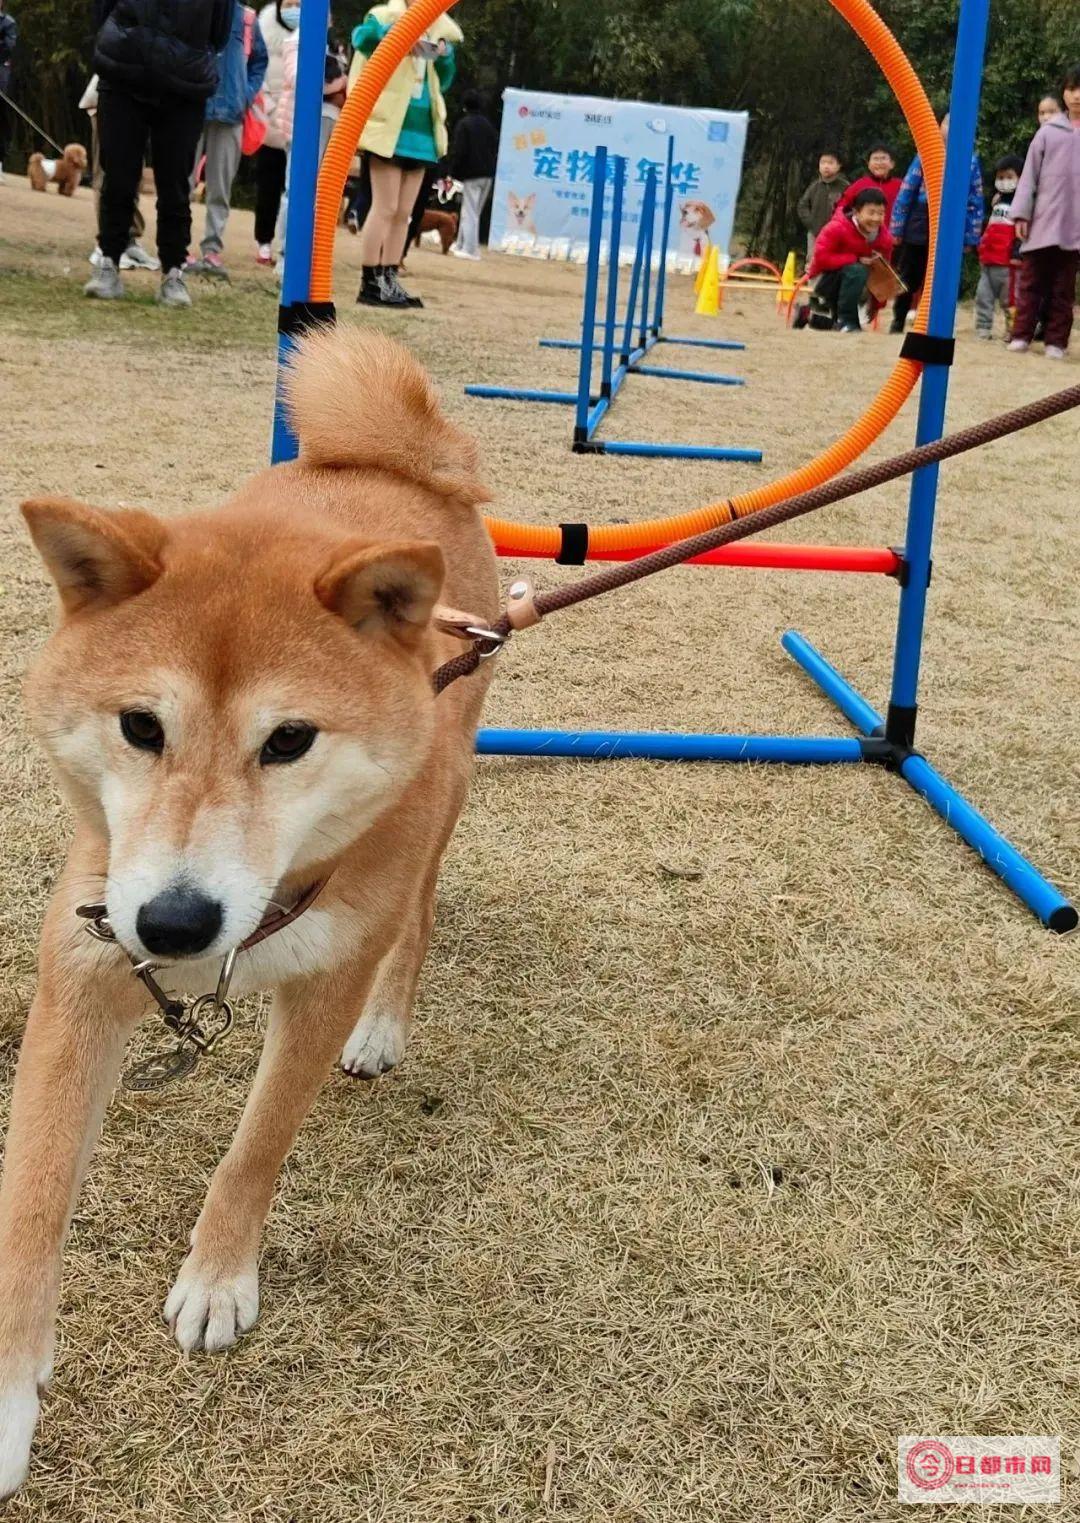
[270,0,331,465]
[600,441,763,462]
[632,364,744,386]
[600,158,626,399]
[476,730,866,764]
[574,146,608,444]
[637,168,657,353]
[652,136,675,335]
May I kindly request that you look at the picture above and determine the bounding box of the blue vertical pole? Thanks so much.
[271,0,333,465]
[653,135,675,334]
[601,158,625,399]
[574,145,608,444]
[637,170,657,351]
[885,0,990,745]
[620,204,649,365]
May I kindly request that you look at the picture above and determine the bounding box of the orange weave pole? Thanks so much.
[309,0,943,558]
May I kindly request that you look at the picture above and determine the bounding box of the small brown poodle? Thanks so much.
[28,144,88,196]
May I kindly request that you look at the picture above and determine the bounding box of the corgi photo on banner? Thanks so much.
[0,329,498,1499]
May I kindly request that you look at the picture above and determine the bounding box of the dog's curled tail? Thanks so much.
[283,325,490,503]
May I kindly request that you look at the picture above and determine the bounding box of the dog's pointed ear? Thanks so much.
[315,539,445,647]
[21,496,167,616]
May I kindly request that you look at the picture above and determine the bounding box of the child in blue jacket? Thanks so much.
[888,114,984,332]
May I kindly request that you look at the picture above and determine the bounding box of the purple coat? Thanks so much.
[1011,114,1080,252]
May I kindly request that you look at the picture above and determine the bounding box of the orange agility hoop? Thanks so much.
[311,0,944,558]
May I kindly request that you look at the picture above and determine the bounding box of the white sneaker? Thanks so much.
[1007,338,1030,353]
[156,267,192,308]
[256,243,273,265]
[84,257,125,299]
[120,242,160,271]
[89,245,103,267]
[1045,344,1066,360]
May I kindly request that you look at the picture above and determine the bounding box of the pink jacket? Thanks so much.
[1011,115,1080,252]
[273,32,297,147]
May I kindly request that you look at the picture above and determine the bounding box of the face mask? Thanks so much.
[280,5,301,28]
[995,178,1017,194]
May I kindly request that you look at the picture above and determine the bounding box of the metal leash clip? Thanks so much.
[76,903,238,1091]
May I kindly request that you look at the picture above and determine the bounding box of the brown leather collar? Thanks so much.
[237,877,329,951]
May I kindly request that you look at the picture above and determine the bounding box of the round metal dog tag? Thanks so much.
[123,1044,200,1092]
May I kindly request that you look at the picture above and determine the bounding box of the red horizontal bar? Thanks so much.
[495,542,901,574]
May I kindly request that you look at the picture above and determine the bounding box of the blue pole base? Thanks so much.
[658,334,747,352]
[599,440,763,462]
[464,386,599,405]
[630,363,745,386]
[782,630,1077,933]
[476,728,864,763]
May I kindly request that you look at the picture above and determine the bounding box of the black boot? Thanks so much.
[357,264,386,306]
[382,264,423,308]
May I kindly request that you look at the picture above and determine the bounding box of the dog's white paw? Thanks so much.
[164,1257,259,1354]
[339,1008,407,1078]
[0,1382,39,1500]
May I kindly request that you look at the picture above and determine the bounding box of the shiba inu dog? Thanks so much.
[0,327,498,1497]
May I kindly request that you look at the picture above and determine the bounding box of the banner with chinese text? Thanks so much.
[490,89,749,258]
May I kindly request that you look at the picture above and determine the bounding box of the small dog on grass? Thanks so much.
[0,327,498,1499]
[27,144,88,196]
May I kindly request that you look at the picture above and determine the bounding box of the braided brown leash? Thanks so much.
[433,381,1080,694]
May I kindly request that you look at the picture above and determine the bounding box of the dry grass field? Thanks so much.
[0,176,1077,1521]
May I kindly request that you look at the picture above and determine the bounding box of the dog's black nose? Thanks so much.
[136,886,222,957]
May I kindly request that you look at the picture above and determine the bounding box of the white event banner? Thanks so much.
[490,88,748,261]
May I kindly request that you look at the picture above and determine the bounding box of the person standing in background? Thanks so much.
[254,1,295,264]
[82,72,159,272]
[837,143,902,222]
[448,90,498,261]
[86,0,231,306]
[186,1,267,278]
[351,0,462,309]
[888,113,983,333]
[1008,66,1080,359]
[797,151,848,266]
[0,0,17,183]
[1036,94,1061,127]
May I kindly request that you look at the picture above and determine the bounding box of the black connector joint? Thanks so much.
[556,522,591,562]
[278,301,337,336]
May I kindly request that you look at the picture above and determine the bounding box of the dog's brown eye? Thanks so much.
[120,710,164,752]
[261,723,317,765]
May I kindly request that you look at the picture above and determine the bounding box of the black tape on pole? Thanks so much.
[278,301,338,336]
[900,332,956,366]
[556,523,590,564]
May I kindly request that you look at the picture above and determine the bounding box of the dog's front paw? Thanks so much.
[164,1255,259,1354]
[339,1008,406,1079]
[0,1381,39,1500]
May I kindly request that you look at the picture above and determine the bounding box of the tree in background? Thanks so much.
[6,0,1079,259]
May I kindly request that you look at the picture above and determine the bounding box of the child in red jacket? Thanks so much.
[837,143,902,221]
[975,153,1023,339]
[801,188,894,332]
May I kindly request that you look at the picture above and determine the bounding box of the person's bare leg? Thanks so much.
[357,156,403,267]
[387,166,426,267]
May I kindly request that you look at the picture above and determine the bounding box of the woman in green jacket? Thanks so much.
[351,0,462,307]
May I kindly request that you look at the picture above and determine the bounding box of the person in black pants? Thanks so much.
[254,143,286,257]
[86,0,231,306]
[0,0,17,182]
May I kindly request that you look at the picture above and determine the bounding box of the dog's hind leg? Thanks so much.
[339,873,436,1079]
